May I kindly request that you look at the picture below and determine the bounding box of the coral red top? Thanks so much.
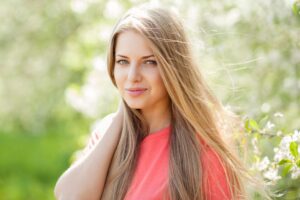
[87,125,231,200]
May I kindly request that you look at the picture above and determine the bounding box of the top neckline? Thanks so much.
[142,124,171,142]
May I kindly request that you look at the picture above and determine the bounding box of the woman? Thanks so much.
[54,4,264,200]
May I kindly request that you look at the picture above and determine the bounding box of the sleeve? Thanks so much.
[201,146,232,200]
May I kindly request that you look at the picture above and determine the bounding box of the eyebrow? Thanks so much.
[116,54,155,59]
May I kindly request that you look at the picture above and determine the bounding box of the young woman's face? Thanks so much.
[114,30,169,110]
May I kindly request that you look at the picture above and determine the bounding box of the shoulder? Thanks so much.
[200,144,232,200]
[90,113,117,139]
[197,137,227,175]
[73,113,118,164]
[201,145,222,167]
[85,112,117,150]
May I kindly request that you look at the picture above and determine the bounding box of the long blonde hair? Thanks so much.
[102,4,264,200]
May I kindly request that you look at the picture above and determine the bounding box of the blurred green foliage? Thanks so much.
[0,0,299,199]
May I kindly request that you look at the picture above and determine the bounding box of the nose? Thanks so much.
[127,62,142,82]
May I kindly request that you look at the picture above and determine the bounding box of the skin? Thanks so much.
[54,102,124,200]
[54,31,172,200]
[114,30,171,134]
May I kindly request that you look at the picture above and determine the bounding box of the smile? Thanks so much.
[125,88,148,96]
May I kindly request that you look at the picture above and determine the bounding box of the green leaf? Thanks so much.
[253,132,261,139]
[296,159,300,168]
[282,163,293,177]
[249,119,260,131]
[293,2,300,16]
[278,159,292,165]
[245,119,251,132]
[259,115,269,127]
[290,141,299,158]
[253,155,260,163]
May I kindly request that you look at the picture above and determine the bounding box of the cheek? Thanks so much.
[157,79,168,95]
[113,69,124,89]
[150,71,168,94]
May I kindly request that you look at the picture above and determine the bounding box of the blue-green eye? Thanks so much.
[116,60,129,65]
[145,60,157,65]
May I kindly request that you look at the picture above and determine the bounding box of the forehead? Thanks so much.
[114,30,154,57]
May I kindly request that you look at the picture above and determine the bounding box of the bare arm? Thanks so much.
[54,103,124,200]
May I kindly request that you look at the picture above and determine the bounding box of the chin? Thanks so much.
[125,100,145,109]
[127,104,144,109]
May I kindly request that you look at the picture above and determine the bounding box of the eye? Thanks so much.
[144,60,157,66]
[116,59,129,65]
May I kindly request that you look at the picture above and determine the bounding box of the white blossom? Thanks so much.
[263,167,281,183]
[272,130,300,180]
[291,165,300,179]
[255,156,270,171]
[65,68,118,118]
[274,112,284,118]
[274,135,294,162]
[251,137,260,155]
[103,0,124,19]
[292,130,300,142]
[266,121,275,130]
[276,130,283,136]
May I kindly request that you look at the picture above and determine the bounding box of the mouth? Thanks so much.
[126,88,147,91]
[125,88,148,96]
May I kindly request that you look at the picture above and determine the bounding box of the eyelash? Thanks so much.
[146,60,157,65]
[115,60,157,66]
[116,60,129,65]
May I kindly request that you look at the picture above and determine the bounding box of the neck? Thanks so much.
[141,102,171,134]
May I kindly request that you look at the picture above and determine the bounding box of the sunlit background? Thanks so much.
[0,0,299,199]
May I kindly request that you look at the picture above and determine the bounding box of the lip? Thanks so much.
[125,88,147,96]
[126,88,147,91]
